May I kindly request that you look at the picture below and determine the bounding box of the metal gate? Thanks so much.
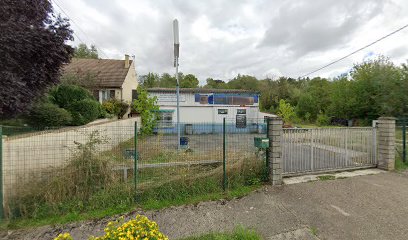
[282,127,377,175]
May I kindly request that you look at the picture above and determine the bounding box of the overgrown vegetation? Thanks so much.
[180,226,262,240]
[3,133,265,229]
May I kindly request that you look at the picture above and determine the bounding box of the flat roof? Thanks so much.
[147,88,259,94]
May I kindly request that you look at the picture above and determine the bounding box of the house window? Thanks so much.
[157,111,174,128]
[237,109,246,114]
[100,89,116,102]
[218,109,228,114]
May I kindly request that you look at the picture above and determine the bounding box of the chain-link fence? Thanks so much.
[0,118,268,220]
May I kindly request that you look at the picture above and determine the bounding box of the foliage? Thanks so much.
[90,215,168,240]
[181,226,261,240]
[181,74,199,88]
[27,102,72,128]
[204,78,227,89]
[54,215,168,240]
[9,131,117,219]
[54,233,73,240]
[277,99,297,124]
[102,99,129,119]
[0,0,73,117]
[73,43,98,59]
[132,87,159,135]
[68,99,101,125]
[49,84,94,109]
[316,112,330,126]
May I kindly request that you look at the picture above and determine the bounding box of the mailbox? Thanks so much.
[254,137,269,149]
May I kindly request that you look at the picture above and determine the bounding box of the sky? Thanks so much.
[52,0,408,84]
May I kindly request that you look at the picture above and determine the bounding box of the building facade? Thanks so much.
[147,88,274,134]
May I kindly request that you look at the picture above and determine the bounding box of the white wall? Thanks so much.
[2,117,141,205]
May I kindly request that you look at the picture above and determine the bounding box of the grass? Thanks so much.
[310,226,318,236]
[317,175,336,181]
[395,153,408,171]
[179,226,262,240]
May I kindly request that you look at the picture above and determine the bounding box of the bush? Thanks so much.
[55,215,168,240]
[27,102,72,128]
[102,99,129,119]
[49,84,94,109]
[316,112,330,126]
[68,99,101,125]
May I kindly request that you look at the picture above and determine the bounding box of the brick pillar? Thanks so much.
[267,117,283,185]
[377,117,396,170]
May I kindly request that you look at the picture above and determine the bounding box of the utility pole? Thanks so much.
[173,19,180,150]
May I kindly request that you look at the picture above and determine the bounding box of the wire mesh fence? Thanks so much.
[0,119,269,220]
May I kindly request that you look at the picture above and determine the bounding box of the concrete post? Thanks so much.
[267,117,283,185]
[377,117,396,171]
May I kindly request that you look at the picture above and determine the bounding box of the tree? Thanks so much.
[140,72,160,88]
[0,0,74,117]
[204,78,227,89]
[132,87,159,135]
[73,43,99,59]
[180,74,199,88]
[277,99,297,124]
[159,73,177,88]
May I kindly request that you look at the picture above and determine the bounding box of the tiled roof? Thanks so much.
[63,58,132,88]
[147,88,259,94]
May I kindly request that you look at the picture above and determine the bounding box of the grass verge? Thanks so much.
[179,226,262,240]
[0,183,261,230]
[395,153,408,171]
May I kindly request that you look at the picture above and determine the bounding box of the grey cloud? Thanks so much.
[259,0,386,57]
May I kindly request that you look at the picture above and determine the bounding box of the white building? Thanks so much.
[147,88,275,134]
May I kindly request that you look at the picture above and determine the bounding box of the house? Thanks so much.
[147,88,275,134]
[63,55,138,116]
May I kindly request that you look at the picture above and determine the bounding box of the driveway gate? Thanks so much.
[282,127,377,175]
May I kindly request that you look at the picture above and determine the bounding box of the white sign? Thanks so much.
[157,94,186,102]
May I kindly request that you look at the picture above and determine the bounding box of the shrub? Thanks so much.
[55,215,168,240]
[49,84,94,109]
[90,215,168,240]
[68,99,101,125]
[27,102,72,128]
[102,98,129,119]
[316,112,330,126]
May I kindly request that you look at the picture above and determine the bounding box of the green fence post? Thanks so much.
[223,118,227,191]
[265,118,270,181]
[0,126,3,220]
[403,119,406,163]
[134,121,138,199]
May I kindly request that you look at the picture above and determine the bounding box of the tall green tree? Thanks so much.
[180,74,199,88]
[140,72,160,88]
[0,0,74,117]
[74,43,99,59]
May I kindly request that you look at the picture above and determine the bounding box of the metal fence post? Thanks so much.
[0,126,3,220]
[403,119,406,163]
[223,118,227,191]
[134,122,138,199]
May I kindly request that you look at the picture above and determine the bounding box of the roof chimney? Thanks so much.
[125,54,130,68]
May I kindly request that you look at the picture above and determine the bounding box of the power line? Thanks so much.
[51,0,109,59]
[300,23,408,78]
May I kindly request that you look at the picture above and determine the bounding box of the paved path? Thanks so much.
[3,171,408,240]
